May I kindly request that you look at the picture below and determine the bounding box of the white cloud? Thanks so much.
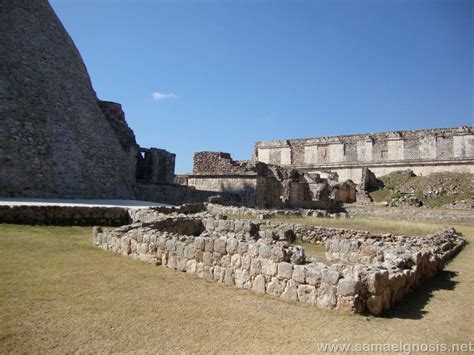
[152,91,177,101]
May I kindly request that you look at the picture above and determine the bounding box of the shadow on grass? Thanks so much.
[384,270,459,320]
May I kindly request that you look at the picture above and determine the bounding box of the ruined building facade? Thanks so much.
[179,152,355,208]
[254,127,474,183]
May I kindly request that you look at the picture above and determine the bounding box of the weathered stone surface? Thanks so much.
[93,214,466,315]
[252,275,266,294]
[316,283,337,309]
[214,238,227,254]
[278,262,293,280]
[254,127,474,184]
[367,271,390,294]
[281,280,298,301]
[261,259,277,277]
[305,264,323,286]
[337,279,359,296]
[366,295,384,315]
[266,277,285,297]
[297,284,316,304]
[235,269,251,289]
[0,0,137,199]
[292,265,306,283]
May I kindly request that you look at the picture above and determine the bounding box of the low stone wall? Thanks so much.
[136,183,241,206]
[92,215,465,315]
[129,203,207,223]
[205,203,348,220]
[0,205,130,226]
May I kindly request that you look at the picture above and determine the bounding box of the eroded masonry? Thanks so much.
[92,204,465,315]
[254,127,474,182]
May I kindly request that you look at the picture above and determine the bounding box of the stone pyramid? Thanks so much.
[0,0,136,198]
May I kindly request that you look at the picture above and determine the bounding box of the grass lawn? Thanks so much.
[1,222,473,353]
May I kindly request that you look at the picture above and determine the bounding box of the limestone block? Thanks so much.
[226,238,238,254]
[224,268,234,285]
[165,239,176,251]
[167,252,177,269]
[297,284,316,304]
[305,264,324,286]
[241,254,251,271]
[156,236,166,249]
[280,147,292,165]
[238,241,249,255]
[204,237,214,252]
[270,246,285,263]
[130,239,137,253]
[177,256,187,271]
[261,259,278,277]
[252,275,266,294]
[292,265,306,283]
[322,269,340,285]
[250,258,262,276]
[329,143,344,163]
[278,262,293,280]
[336,278,359,296]
[217,219,232,232]
[335,295,358,313]
[203,266,213,280]
[366,295,384,315]
[186,260,197,274]
[367,270,389,294]
[316,282,337,309]
[258,148,270,164]
[231,254,242,268]
[220,254,230,267]
[137,243,148,254]
[258,244,272,259]
[281,279,298,301]
[266,277,285,297]
[184,244,195,259]
[248,243,259,257]
[194,249,203,262]
[235,269,252,289]
[203,251,213,266]
[214,238,227,254]
[148,243,157,254]
[213,266,225,282]
[194,237,205,251]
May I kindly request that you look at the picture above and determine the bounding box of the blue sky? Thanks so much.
[50,0,473,173]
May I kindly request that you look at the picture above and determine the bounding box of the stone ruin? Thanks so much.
[1,1,471,212]
[92,205,465,315]
[254,126,474,183]
[178,151,356,209]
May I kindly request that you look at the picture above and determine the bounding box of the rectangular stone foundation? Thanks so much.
[92,213,465,315]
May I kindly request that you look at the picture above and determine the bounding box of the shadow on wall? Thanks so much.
[385,270,459,320]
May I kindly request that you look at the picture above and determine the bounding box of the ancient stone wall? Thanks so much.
[254,127,474,182]
[193,152,251,174]
[0,0,136,199]
[0,205,130,226]
[187,152,348,209]
[136,182,242,206]
[92,214,465,315]
[136,148,176,184]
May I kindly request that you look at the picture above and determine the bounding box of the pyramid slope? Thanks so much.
[0,0,136,198]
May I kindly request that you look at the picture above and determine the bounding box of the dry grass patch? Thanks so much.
[1,222,473,353]
[271,215,474,237]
